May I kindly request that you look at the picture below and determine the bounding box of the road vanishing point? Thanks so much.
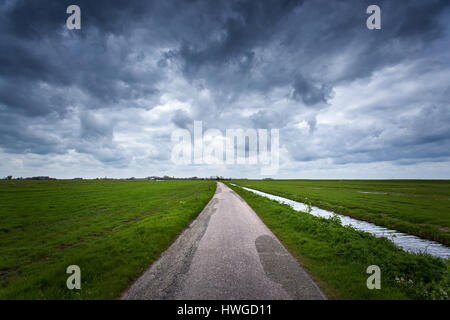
[122,182,326,300]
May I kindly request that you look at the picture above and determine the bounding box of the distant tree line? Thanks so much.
[2,175,237,181]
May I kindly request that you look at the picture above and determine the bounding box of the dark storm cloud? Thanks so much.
[0,112,65,154]
[292,74,333,106]
[0,0,450,174]
[172,109,192,129]
[286,100,450,166]
[3,0,151,39]
[250,110,289,129]
[80,111,114,140]
[178,0,304,71]
[395,0,448,39]
[0,0,168,116]
[171,0,450,110]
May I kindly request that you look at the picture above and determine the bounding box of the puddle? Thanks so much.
[232,184,450,259]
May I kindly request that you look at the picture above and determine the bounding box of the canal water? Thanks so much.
[232,184,450,259]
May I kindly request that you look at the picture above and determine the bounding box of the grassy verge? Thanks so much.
[232,180,450,246]
[0,180,216,299]
[227,183,449,300]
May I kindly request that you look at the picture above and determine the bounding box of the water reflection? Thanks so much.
[233,184,450,259]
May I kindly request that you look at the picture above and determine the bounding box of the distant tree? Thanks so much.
[7,175,12,180]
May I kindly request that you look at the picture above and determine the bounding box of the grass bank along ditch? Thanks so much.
[233,185,450,259]
[231,180,450,246]
[227,183,449,300]
[0,180,216,299]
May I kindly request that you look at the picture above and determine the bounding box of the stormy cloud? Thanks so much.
[0,0,449,178]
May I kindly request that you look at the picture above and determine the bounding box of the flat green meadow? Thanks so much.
[231,180,450,246]
[1,178,448,300]
[0,180,216,299]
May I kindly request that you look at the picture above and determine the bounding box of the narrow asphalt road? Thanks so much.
[122,182,326,300]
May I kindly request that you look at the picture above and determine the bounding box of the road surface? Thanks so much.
[122,182,326,300]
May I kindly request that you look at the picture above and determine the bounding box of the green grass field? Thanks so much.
[227,183,449,300]
[0,180,216,299]
[231,180,450,246]
[2,179,448,300]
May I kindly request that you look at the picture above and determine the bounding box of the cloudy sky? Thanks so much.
[1,0,450,179]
